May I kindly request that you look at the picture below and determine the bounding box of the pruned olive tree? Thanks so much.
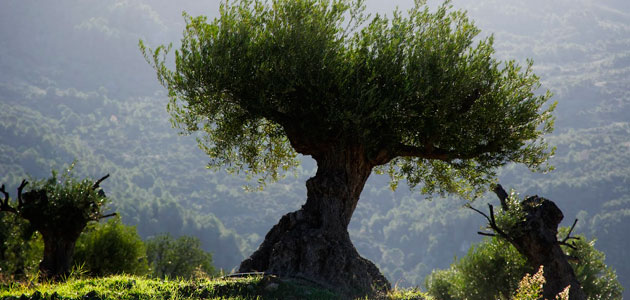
[468,185,589,300]
[141,0,554,295]
[0,167,114,281]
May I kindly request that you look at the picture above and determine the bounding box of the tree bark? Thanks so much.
[510,196,586,300]
[20,190,91,281]
[239,146,390,296]
[39,231,81,280]
[475,187,588,299]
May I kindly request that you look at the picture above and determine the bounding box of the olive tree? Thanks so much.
[141,0,554,295]
[0,166,114,280]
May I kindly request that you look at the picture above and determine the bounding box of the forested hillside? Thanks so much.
[0,0,628,296]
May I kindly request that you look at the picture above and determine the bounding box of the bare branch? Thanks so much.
[468,203,513,242]
[99,212,117,219]
[92,174,110,190]
[467,204,496,236]
[0,184,17,214]
[486,204,512,241]
[559,241,578,251]
[17,179,28,206]
[466,203,491,223]
[493,184,509,211]
[561,219,579,244]
[478,232,497,237]
[0,185,7,202]
[489,204,497,226]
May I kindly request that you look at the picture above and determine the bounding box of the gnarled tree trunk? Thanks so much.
[239,147,390,296]
[20,189,89,281]
[510,196,586,300]
[480,186,587,300]
[39,229,83,280]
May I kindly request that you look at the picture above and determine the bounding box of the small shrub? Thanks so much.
[145,233,216,279]
[73,218,149,276]
[425,237,530,300]
[0,213,43,282]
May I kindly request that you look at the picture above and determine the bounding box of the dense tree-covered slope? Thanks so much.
[0,0,628,295]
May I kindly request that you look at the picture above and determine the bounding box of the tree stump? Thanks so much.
[471,185,587,300]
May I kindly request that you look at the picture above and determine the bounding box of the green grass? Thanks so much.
[0,275,429,300]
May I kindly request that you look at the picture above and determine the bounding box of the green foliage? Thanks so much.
[145,233,216,279]
[73,218,149,277]
[560,229,624,300]
[0,214,42,282]
[387,287,430,300]
[425,237,531,300]
[494,190,528,235]
[425,233,623,300]
[23,163,109,225]
[142,0,555,197]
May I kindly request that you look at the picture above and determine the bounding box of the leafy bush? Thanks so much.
[426,233,622,300]
[24,166,110,226]
[560,228,623,299]
[0,213,42,282]
[145,233,216,279]
[73,218,149,276]
[426,237,531,300]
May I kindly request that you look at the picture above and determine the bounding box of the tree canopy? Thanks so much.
[142,0,555,197]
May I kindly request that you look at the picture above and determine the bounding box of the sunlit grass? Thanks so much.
[0,274,338,299]
[0,274,432,300]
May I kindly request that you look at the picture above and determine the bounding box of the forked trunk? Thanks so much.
[239,147,390,296]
